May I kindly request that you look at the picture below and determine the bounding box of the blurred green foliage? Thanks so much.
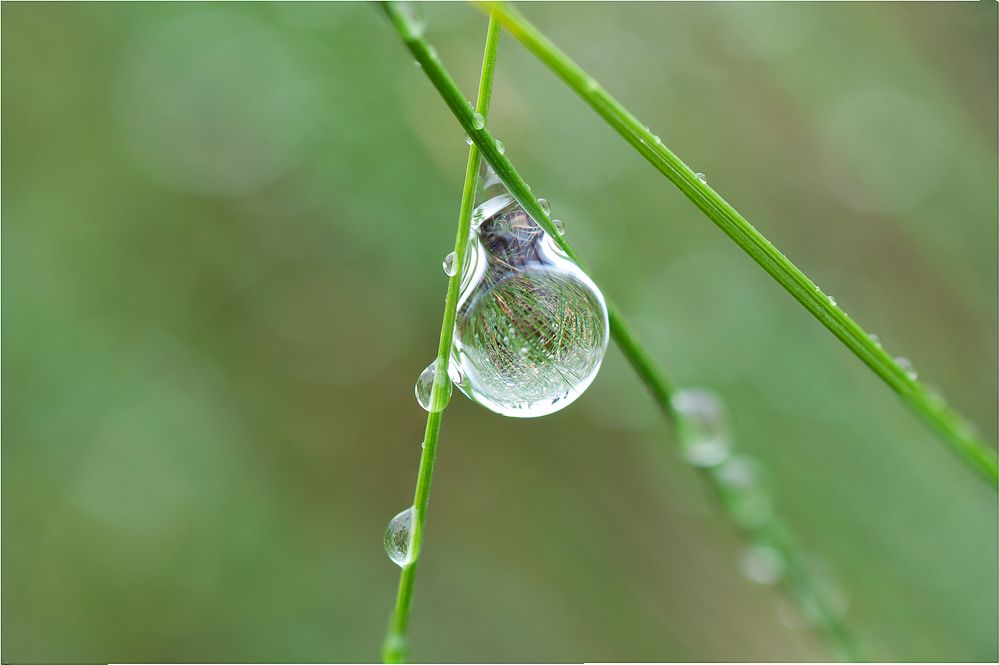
[2,2,996,662]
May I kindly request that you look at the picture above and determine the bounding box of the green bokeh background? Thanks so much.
[3,2,997,662]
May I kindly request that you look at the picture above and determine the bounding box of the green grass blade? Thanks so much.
[379,9,502,663]
[480,1,997,489]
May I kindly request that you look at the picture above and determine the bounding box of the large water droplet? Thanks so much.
[471,112,485,130]
[384,507,417,567]
[537,198,551,215]
[415,359,452,412]
[712,455,774,528]
[740,544,787,585]
[552,219,565,236]
[895,356,917,380]
[443,251,457,276]
[672,388,732,467]
[448,167,609,417]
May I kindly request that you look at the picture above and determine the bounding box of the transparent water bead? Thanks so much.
[396,2,425,38]
[537,198,551,215]
[415,359,452,412]
[495,139,505,155]
[695,172,707,184]
[443,251,458,277]
[712,455,774,528]
[740,544,787,585]
[384,506,416,567]
[471,112,485,130]
[672,388,732,467]
[448,165,609,417]
[552,219,565,236]
[895,356,917,380]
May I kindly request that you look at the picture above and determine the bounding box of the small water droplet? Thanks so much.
[740,544,787,585]
[695,172,707,184]
[895,356,917,380]
[471,112,485,130]
[397,2,425,38]
[464,134,473,146]
[868,332,881,347]
[442,251,457,276]
[827,295,837,306]
[537,198,551,215]
[413,60,422,69]
[495,139,505,154]
[384,507,417,567]
[552,219,565,235]
[712,456,774,528]
[672,389,732,467]
[415,359,452,412]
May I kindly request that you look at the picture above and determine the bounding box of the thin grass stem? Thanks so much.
[479,1,997,489]
[380,9,502,663]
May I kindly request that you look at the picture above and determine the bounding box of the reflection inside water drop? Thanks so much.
[449,177,609,417]
[384,506,416,567]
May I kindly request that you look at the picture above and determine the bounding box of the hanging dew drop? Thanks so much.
[448,163,609,417]
[415,359,452,412]
[895,356,917,380]
[384,507,417,567]
[537,198,551,215]
[695,172,707,184]
[672,388,732,467]
[740,544,787,585]
[471,112,485,130]
[442,251,458,277]
[712,455,774,529]
[552,219,565,235]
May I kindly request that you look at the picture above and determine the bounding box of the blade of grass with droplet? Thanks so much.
[380,2,860,659]
[478,0,997,489]
[380,10,502,663]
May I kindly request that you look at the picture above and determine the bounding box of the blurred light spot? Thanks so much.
[117,9,323,196]
[739,544,787,585]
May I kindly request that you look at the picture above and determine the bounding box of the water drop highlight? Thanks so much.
[672,388,732,467]
[443,251,457,277]
[740,544,787,585]
[495,139,505,155]
[471,112,485,130]
[895,356,917,380]
[384,507,416,567]
[448,164,609,417]
[712,455,774,528]
[695,172,707,184]
[537,198,551,215]
[415,359,452,412]
[552,219,565,236]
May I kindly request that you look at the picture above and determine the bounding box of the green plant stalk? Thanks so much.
[477,1,997,489]
[380,11,502,664]
[382,3,858,658]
